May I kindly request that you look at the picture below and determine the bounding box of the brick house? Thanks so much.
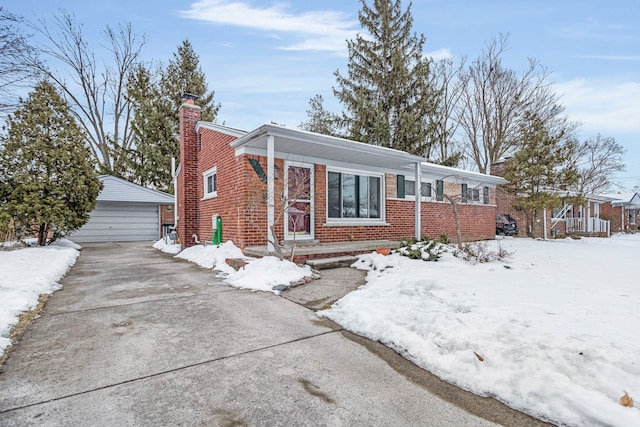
[492,159,612,238]
[176,98,506,254]
[600,193,640,232]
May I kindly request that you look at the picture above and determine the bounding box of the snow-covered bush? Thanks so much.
[395,238,448,261]
[454,240,512,264]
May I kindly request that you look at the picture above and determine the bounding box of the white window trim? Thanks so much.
[326,166,386,224]
[202,166,217,200]
[404,178,434,201]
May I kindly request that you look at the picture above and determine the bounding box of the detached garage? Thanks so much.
[70,175,174,243]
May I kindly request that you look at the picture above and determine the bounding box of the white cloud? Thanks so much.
[426,48,453,61]
[556,78,640,133]
[180,0,359,53]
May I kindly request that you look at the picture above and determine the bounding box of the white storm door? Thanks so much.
[284,162,314,241]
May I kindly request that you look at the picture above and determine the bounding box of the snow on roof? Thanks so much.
[97,175,174,204]
[601,193,638,203]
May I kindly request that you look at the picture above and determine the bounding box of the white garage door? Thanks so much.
[70,201,160,243]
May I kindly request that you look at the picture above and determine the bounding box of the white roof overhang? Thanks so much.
[230,124,506,186]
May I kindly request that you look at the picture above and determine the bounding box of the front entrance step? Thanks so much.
[306,255,359,270]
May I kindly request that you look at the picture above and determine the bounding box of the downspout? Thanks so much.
[171,157,177,227]
[543,208,547,240]
[267,135,275,252]
[414,162,421,240]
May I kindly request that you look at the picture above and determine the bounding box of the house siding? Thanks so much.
[601,202,625,232]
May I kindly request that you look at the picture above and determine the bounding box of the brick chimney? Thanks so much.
[177,94,201,249]
[490,158,509,177]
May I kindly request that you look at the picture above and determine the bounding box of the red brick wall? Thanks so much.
[422,202,496,241]
[600,202,623,232]
[181,122,500,249]
[177,101,201,248]
[196,128,244,246]
[160,204,174,224]
[495,187,528,237]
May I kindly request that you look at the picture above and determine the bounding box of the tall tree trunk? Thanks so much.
[37,223,48,246]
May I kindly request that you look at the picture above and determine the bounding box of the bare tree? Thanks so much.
[573,134,626,194]
[0,7,38,115]
[428,57,466,166]
[457,33,560,173]
[27,11,145,173]
[244,163,313,261]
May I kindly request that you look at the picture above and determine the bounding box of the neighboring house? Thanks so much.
[70,175,174,243]
[492,159,612,238]
[600,193,640,232]
[549,192,611,237]
[176,98,505,256]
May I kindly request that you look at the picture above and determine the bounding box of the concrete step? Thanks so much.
[306,255,359,270]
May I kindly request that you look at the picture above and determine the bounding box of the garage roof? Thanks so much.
[97,175,174,204]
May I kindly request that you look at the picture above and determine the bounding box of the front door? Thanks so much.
[285,162,314,241]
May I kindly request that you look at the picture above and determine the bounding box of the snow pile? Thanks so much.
[224,256,313,293]
[172,241,312,294]
[0,240,80,354]
[175,241,245,270]
[152,238,181,254]
[322,234,640,427]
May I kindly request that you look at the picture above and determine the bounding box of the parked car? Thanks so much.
[496,213,518,236]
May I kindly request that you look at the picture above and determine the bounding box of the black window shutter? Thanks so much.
[483,186,490,204]
[397,175,405,198]
[461,184,468,203]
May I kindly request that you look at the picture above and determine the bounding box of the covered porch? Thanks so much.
[551,194,611,237]
[231,124,427,253]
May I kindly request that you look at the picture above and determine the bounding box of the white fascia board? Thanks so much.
[197,121,247,138]
[418,163,506,186]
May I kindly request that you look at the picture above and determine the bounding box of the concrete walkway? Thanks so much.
[0,242,547,426]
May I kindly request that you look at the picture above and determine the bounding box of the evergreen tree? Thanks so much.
[504,112,579,237]
[0,81,102,245]
[299,94,340,136]
[161,39,220,122]
[333,0,437,155]
[122,64,177,193]
[123,39,220,193]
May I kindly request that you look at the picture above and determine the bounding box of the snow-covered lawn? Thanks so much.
[321,234,640,427]
[0,239,80,355]
[3,235,638,426]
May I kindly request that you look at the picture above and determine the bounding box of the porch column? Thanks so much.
[587,203,591,232]
[414,162,421,240]
[267,135,275,252]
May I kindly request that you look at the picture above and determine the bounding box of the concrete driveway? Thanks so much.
[0,242,546,426]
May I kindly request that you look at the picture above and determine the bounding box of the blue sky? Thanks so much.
[6,0,640,189]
